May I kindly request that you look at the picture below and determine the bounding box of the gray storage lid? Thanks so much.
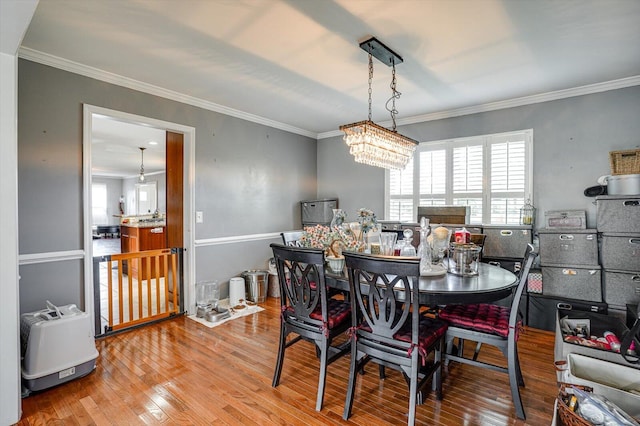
[596,195,640,201]
[542,264,601,270]
[537,228,597,234]
[481,224,532,230]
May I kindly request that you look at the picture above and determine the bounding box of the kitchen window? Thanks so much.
[385,129,533,224]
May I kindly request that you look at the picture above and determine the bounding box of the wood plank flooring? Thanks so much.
[17,297,558,425]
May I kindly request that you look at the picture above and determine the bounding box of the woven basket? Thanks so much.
[609,149,640,175]
[556,383,593,426]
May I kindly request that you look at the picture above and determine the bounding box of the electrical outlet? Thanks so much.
[196,211,203,223]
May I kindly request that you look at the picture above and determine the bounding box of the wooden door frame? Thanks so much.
[83,104,195,333]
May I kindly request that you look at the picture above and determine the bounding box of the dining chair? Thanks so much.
[438,243,537,420]
[281,230,304,247]
[270,243,351,411]
[342,252,448,426]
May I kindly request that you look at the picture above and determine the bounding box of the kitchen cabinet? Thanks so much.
[120,224,166,279]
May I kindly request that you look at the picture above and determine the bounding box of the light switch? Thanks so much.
[196,211,203,223]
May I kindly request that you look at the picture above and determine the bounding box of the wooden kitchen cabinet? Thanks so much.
[120,225,166,279]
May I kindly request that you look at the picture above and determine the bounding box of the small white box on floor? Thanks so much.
[21,302,98,393]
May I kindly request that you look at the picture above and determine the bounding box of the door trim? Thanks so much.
[82,104,196,330]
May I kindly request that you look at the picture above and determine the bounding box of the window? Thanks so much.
[92,183,108,225]
[385,129,532,224]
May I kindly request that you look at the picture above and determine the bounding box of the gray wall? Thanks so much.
[318,86,640,229]
[18,58,640,314]
[18,59,317,311]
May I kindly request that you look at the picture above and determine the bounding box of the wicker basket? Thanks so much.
[556,383,593,426]
[609,149,640,175]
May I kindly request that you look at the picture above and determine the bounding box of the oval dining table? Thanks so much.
[325,261,518,307]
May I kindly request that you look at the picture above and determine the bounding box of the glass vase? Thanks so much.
[330,208,346,229]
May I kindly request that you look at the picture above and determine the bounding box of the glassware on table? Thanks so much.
[430,226,452,266]
[417,217,432,274]
[399,229,416,256]
[380,232,397,256]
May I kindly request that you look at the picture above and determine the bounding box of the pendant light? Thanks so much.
[340,37,418,170]
[138,147,146,182]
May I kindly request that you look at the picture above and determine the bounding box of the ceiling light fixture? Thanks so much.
[138,147,146,182]
[340,37,418,170]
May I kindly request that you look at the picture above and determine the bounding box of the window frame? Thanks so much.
[384,129,533,224]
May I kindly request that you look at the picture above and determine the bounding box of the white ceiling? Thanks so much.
[91,115,166,178]
[18,0,640,175]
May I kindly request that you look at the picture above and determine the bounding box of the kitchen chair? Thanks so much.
[342,252,448,426]
[270,243,351,411]
[281,230,304,247]
[438,243,537,420]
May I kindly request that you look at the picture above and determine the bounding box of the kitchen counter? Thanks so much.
[120,220,166,228]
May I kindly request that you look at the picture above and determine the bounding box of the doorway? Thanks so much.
[83,105,195,335]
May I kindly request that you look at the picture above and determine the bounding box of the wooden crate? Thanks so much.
[609,149,640,175]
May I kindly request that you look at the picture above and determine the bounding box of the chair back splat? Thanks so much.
[343,252,448,426]
[270,243,351,412]
[280,231,304,247]
[439,243,538,420]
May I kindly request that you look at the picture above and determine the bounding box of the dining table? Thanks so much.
[325,261,518,307]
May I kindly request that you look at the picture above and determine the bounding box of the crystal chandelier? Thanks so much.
[340,37,417,170]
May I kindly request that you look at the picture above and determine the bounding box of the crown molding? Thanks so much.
[18,47,639,142]
[318,75,640,140]
[18,47,317,139]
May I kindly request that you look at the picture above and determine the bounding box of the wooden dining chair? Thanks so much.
[270,243,351,411]
[342,252,448,425]
[438,243,537,420]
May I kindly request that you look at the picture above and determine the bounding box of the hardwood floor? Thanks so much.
[17,297,558,425]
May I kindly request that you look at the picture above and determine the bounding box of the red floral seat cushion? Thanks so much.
[439,303,518,338]
[393,317,448,355]
[360,316,448,356]
[285,299,351,329]
[309,299,351,329]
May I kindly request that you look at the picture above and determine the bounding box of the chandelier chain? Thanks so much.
[368,52,373,122]
[386,60,401,132]
[339,36,417,170]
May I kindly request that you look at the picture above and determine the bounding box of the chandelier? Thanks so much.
[138,147,146,182]
[340,37,417,170]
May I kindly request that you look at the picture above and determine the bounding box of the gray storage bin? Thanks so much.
[604,270,640,310]
[544,210,587,229]
[601,233,640,272]
[542,265,602,302]
[482,225,532,259]
[596,195,640,233]
[538,228,598,267]
[300,199,338,226]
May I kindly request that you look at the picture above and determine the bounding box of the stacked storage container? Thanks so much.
[597,195,640,319]
[537,228,602,302]
[531,220,606,331]
[481,224,533,273]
